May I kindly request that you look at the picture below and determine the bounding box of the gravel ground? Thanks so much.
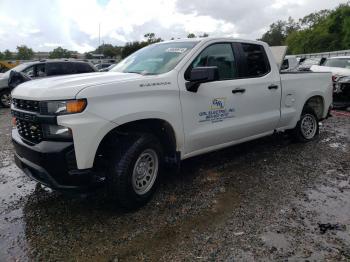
[0,107,349,261]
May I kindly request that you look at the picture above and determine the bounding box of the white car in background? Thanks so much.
[311,56,350,77]
[311,56,350,108]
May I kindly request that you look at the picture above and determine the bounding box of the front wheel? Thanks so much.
[291,107,319,142]
[107,133,163,209]
[0,90,11,108]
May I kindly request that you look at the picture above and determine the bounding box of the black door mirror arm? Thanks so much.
[185,81,203,93]
[185,66,219,93]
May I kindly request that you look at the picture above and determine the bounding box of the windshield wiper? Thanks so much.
[124,71,143,75]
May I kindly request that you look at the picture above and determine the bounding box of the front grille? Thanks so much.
[340,83,350,95]
[16,119,43,143]
[12,99,40,113]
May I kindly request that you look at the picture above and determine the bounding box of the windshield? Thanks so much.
[324,58,350,69]
[111,41,199,75]
[2,63,31,78]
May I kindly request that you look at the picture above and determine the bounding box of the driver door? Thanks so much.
[179,42,280,157]
[179,43,241,155]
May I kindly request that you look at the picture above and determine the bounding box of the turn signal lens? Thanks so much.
[46,99,87,115]
[66,99,87,114]
[12,117,16,128]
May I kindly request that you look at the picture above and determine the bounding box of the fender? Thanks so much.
[110,111,184,153]
[289,91,326,129]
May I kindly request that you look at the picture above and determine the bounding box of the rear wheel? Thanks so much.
[291,107,319,142]
[0,90,11,108]
[107,133,163,209]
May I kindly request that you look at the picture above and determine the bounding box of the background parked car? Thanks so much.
[298,57,326,71]
[333,76,350,109]
[310,56,350,109]
[0,60,97,107]
[95,63,113,71]
[310,56,350,77]
[99,63,116,72]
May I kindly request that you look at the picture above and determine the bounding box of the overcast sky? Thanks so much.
[0,0,348,53]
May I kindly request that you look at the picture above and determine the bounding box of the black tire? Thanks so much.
[291,107,319,142]
[106,133,163,209]
[0,89,11,108]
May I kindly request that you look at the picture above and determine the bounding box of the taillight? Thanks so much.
[332,75,337,82]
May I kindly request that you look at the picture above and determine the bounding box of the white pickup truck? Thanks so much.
[11,38,332,208]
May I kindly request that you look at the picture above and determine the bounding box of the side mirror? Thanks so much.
[8,70,32,90]
[186,66,219,93]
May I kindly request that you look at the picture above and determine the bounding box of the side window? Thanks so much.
[75,62,95,73]
[46,63,64,76]
[187,43,237,80]
[22,66,35,77]
[35,63,46,77]
[240,43,270,77]
[46,62,76,76]
[63,62,76,74]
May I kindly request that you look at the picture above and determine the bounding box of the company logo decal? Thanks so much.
[199,98,235,123]
[211,98,225,110]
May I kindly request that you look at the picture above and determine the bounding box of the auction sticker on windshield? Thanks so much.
[165,48,187,53]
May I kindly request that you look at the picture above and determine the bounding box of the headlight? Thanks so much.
[43,124,72,139]
[45,99,87,115]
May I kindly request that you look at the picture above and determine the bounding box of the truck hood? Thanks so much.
[310,65,350,77]
[270,46,287,69]
[11,72,142,100]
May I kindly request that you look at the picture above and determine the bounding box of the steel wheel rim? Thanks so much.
[132,149,159,195]
[301,114,317,139]
[1,93,11,107]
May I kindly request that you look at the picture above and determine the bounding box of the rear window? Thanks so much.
[240,43,270,77]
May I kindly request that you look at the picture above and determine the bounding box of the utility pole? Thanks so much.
[99,23,102,65]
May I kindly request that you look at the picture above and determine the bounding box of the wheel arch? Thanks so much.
[94,118,180,167]
[302,94,325,119]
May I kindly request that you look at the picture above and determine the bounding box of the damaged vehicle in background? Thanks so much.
[311,56,350,109]
[0,60,97,108]
[311,56,350,76]
[333,76,350,109]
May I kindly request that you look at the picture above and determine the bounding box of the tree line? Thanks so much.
[84,32,209,59]
[6,1,348,61]
[259,2,350,54]
[0,32,208,61]
[0,46,34,60]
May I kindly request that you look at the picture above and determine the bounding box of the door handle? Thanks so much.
[232,88,246,94]
[268,84,279,90]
